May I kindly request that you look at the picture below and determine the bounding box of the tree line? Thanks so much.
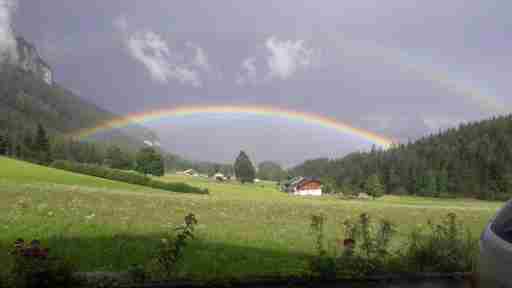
[0,123,165,177]
[290,114,512,200]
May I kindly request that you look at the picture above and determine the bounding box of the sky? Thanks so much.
[3,1,512,166]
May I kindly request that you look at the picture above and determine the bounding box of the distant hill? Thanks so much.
[0,36,158,151]
[290,114,512,200]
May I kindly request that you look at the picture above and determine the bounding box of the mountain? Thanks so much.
[16,36,53,85]
[0,36,159,151]
[290,114,512,200]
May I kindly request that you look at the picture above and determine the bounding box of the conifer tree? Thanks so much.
[234,151,256,184]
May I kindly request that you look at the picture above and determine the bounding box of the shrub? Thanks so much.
[7,239,78,288]
[127,264,147,284]
[152,213,198,279]
[51,160,208,194]
[337,213,397,277]
[309,212,477,278]
[309,214,337,279]
[402,213,478,273]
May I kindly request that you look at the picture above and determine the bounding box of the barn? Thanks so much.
[282,177,322,196]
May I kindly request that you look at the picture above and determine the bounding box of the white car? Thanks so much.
[480,200,512,287]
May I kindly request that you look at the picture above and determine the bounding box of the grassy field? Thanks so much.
[0,157,156,191]
[0,156,504,280]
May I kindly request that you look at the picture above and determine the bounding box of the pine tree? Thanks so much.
[15,143,22,158]
[0,132,7,155]
[437,169,449,196]
[234,151,256,184]
[135,147,165,176]
[106,145,129,169]
[22,131,34,160]
[365,174,384,199]
[35,123,51,164]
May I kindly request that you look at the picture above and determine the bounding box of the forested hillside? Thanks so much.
[291,114,512,200]
[0,63,156,151]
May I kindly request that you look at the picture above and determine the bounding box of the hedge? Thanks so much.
[50,160,208,195]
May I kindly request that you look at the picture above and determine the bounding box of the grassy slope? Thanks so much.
[0,156,155,191]
[0,158,504,279]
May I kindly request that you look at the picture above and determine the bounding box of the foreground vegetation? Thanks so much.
[0,158,502,282]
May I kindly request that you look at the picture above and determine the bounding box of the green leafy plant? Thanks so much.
[8,239,77,288]
[309,214,336,279]
[337,213,397,277]
[153,213,198,279]
[402,212,477,273]
[127,264,147,284]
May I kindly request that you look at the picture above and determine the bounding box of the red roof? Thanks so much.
[296,179,321,190]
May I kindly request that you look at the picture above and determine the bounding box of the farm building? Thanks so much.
[281,177,322,196]
[214,173,227,181]
[177,169,196,176]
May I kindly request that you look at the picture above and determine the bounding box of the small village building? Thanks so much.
[357,192,371,200]
[214,173,227,182]
[177,169,196,176]
[281,177,322,196]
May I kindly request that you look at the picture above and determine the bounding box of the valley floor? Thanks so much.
[0,157,503,280]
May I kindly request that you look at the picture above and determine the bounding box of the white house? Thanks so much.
[214,173,227,181]
[177,169,196,176]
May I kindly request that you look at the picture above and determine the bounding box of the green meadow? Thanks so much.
[0,156,503,280]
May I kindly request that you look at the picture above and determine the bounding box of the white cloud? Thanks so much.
[0,0,18,62]
[127,31,172,83]
[242,57,256,78]
[265,36,313,80]
[236,37,315,84]
[116,16,207,87]
[187,42,209,70]
[236,57,257,85]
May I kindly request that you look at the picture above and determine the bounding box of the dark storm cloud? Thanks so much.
[12,1,512,164]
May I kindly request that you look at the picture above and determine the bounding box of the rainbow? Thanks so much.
[72,105,395,148]
[330,37,509,115]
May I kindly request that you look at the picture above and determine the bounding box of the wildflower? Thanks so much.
[342,238,356,257]
[11,238,25,256]
[343,238,356,249]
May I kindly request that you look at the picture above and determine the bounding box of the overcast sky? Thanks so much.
[6,1,512,166]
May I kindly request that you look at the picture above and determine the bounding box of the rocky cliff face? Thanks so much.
[15,36,53,85]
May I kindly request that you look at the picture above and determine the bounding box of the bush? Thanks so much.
[337,213,397,277]
[51,160,208,194]
[152,213,198,279]
[309,212,477,278]
[7,239,78,288]
[402,213,478,273]
[127,264,147,284]
[309,214,337,279]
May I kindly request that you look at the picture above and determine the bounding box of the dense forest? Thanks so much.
[290,114,512,200]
